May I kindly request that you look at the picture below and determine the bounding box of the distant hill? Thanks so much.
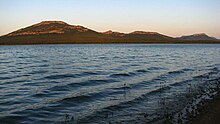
[0,21,219,45]
[6,21,99,36]
[178,33,218,41]
[125,31,172,40]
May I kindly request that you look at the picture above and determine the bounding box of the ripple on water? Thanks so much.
[147,66,167,71]
[136,69,149,73]
[44,74,77,80]
[110,72,136,78]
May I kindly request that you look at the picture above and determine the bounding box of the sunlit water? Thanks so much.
[0,44,220,123]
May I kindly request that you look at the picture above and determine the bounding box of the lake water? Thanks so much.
[0,44,220,123]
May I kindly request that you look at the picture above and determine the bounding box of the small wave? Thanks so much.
[182,68,194,71]
[112,86,131,91]
[49,79,116,92]
[168,70,184,74]
[59,95,92,104]
[110,72,136,78]
[208,71,219,75]
[58,92,105,106]
[147,67,166,71]
[69,79,116,87]
[44,74,77,80]
[16,62,31,65]
[39,64,50,68]
[136,69,149,73]
[32,93,48,98]
[99,56,108,59]
[193,74,209,79]
[4,93,21,97]
[71,71,101,77]
[22,82,44,86]
[49,85,71,92]
[0,76,13,80]
[169,80,191,87]
[0,61,12,64]
[0,86,6,90]
[3,80,25,85]
[147,85,172,95]
[209,67,219,72]
[17,56,27,59]
[130,64,139,67]
[29,70,48,75]
[44,71,101,80]
[110,73,130,77]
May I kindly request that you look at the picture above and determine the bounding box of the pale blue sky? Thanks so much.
[0,0,220,38]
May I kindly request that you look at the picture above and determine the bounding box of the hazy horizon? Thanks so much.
[0,0,220,38]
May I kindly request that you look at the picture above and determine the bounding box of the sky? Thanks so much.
[0,0,220,38]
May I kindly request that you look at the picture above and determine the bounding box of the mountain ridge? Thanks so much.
[0,21,219,45]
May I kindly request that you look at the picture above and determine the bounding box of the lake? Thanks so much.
[0,44,220,123]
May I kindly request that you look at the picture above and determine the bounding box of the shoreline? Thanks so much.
[188,77,220,124]
[1,42,220,46]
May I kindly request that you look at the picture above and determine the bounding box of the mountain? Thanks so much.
[178,33,218,41]
[6,21,98,36]
[0,21,219,45]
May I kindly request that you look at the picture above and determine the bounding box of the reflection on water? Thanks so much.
[0,44,220,123]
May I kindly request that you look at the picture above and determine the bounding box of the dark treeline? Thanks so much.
[0,34,220,45]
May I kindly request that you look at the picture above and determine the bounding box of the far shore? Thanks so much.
[1,41,220,45]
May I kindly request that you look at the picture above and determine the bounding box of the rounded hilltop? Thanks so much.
[33,21,68,26]
[192,33,207,36]
[40,21,67,24]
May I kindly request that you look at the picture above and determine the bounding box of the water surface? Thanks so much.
[0,44,220,123]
